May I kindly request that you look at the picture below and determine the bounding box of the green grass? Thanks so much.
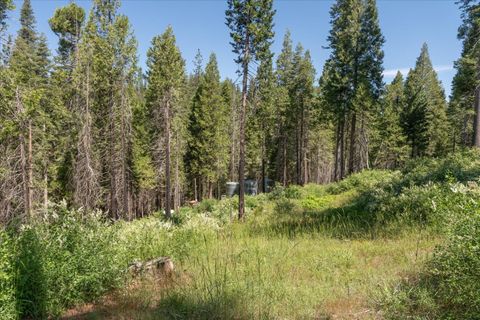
[5,150,479,319]
[62,178,440,319]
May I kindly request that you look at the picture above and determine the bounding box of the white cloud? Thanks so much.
[383,67,411,77]
[383,64,454,77]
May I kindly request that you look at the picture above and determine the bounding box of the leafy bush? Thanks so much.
[0,230,15,320]
[268,185,302,200]
[274,198,300,216]
[427,213,480,318]
[300,194,336,212]
[325,170,397,195]
[379,212,480,319]
[400,149,480,189]
[12,203,125,318]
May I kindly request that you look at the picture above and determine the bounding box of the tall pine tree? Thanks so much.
[145,26,185,219]
[225,0,275,219]
[322,0,384,179]
[402,44,449,157]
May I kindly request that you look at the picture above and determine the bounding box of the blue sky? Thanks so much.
[7,0,462,97]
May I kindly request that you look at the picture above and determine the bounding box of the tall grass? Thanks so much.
[3,150,480,319]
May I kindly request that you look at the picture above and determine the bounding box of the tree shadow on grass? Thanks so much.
[154,291,260,320]
[249,194,384,240]
[62,290,259,320]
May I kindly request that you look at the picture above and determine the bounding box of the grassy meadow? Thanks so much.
[2,151,480,319]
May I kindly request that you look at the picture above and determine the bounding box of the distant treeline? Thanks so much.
[0,0,477,222]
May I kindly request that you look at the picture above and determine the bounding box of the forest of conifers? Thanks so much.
[0,0,478,223]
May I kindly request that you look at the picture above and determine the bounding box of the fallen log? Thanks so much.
[128,257,174,276]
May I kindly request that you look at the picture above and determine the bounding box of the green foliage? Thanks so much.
[225,0,275,65]
[371,72,410,169]
[14,227,48,319]
[400,148,480,187]
[325,169,395,195]
[321,0,385,176]
[401,44,450,157]
[449,1,480,148]
[0,230,15,320]
[0,0,14,34]
[380,212,480,319]
[300,194,336,212]
[8,203,124,318]
[49,3,85,61]
[188,53,230,193]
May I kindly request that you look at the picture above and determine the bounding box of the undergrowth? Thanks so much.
[1,150,480,319]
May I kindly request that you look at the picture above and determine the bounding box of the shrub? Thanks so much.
[427,213,480,318]
[379,212,480,319]
[325,170,397,195]
[299,194,338,212]
[15,226,48,319]
[400,149,480,189]
[13,203,124,318]
[274,198,300,216]
[0,230,15,320]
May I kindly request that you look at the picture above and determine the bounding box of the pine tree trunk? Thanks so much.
[230,93,236,182]
[238,67,247,219]
[174,138,180,212]
[43,169,48,211]
[281,136,285,186]
[208,182,213,199]
[261,135,266,193]
[164,97,172,219]
[19,127,28,219]
[300,102,306,186]
[296,120,301,185]
[303,128,308,185]
[348,112,356,174]
[109,101,117,218]
[334,122,340,181]
[473,86,480,148]
[461,115,469,146]
[16,88,28,219]
[27,119,33,219]
[43,123,48,211]
[238,37,249,220]
[194,177,198,201]
[339,117,345,180]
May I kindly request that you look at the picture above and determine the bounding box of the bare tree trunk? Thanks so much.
[348,112,356,175]
[43,123,48,211]
[339,117,345,180]
[299,102,306,186]
[334,122,340,181]
[296,120,301,185]
[208,182,213,199]
[174,136,180,212]
[164,97,172,219]
[27,120,33,219]
[474,86,480,147]
[461,115,469,146]
[229,84,237,182]
[109,102,117,219]
[16,88,29,220]
[74,58,99,212]
[303,124,308,185]
[194,178,198,201]
[282,134,287,186]
[261,135,266,193]
[238,37,249,220]
[43,169,48,211]
[316,144,321,184]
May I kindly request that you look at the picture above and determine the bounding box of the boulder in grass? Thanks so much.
[128,257,174,276]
